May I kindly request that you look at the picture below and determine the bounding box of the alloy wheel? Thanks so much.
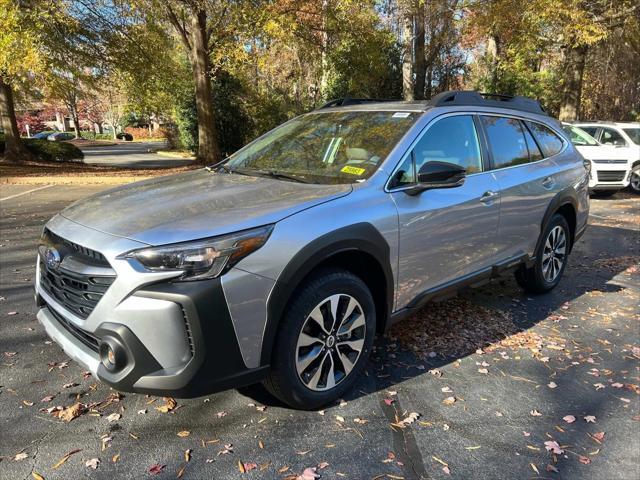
[295,294,366,391]
[542,225,567,282]
[631,168,640,193]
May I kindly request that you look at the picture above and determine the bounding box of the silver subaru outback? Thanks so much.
[35,91,589,409]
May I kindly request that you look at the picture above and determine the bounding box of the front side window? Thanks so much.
[599,128,626,146]
[389,115,482,188]
[412,115,483,174]
[622,128,640,145]
[481,116,530,169]
[526,121,564,157]
[224,111,419,184]
[580,126,598,137]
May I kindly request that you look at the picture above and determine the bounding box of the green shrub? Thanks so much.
[80,131,115,141]
[1,138,84,162]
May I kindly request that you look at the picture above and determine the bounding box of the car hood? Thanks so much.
[574,145,630,161]
[60,169,352,245]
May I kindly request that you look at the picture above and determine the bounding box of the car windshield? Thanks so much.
[223,111,419,184]
[563,125,599,146]
[623,128,640,145]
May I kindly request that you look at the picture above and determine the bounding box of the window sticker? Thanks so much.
[341,165,366,175]
[392,112,411,118]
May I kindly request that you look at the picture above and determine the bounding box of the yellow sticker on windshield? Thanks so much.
[341,166,366,175]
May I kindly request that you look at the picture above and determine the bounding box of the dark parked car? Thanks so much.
[47,132,75,142]
[117,132,133,141]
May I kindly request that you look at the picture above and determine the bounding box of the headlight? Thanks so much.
[123,225,273,281]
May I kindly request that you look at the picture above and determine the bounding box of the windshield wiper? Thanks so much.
[252,170,310,183]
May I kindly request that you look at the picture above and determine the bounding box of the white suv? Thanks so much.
[562,123,631,196]
[573,122,640,194]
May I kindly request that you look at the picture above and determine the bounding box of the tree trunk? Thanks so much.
[319,0,329,100]
[402,13,414,101]
[190,10,221,164]
[71,107,81,138]
[486,34,501,92]
[0,77,31,162]
[413,3,426,100]
[559,45,588,121]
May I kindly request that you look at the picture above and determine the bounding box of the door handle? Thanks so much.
[542,176,555,189]
[480,190,500,203]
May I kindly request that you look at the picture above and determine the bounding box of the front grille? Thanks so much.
[597,170,626,182]
[40,230,115,319]
[45,229,110,266]
[592,159,627,164]
[48,303,100,352]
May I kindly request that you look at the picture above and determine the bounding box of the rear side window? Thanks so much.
[599,127,627,146]
[526,122,564,156]
[481,116,529,169]
[522,125,543,161]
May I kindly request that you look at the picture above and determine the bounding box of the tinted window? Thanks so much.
[481,116,529,169]
[622,128,640,145]
[580,126,598,137]
[526,122,564,157]
[523,125,543,161]
[390,154,415,187]
[599,128,627,146]
[413,116,483,174]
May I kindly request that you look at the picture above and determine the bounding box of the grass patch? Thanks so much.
[1,138,84,162]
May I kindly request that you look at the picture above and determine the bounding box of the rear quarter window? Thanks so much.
[526,122,564,157]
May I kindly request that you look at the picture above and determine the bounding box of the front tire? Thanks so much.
[516,214,571,294]
[629,166,640,194]
[264,268,375,410]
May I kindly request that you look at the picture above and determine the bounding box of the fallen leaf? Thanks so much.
[15,452,28,461]
[177,430,190,438]
[216,411,227,418]
[544,441,564,455]
[611,382,624,388]
[530,409,542,417]
[584,415,596,423]
[218,444,233,455]
[155,398,176,413]
[148,464,165,475]
[52,449,81,468]
[477,368,489,374]
[185,449,192,462]
[592,431,605,442]
[112,454,120,463]
[106,413,121,423]
[31,473,44,480]
[297,467,320,480]
[41,395,55,403]
[335,415,345,423]
[317,461,329,469]
[548,382,557,389]
[85,458,100,469]
[58,403,84,422]
[442,396,456,405]
[578,455,591,465]
[546,464,559,473]
[441,386,452,393]
[563,415,576,424]
[383,398,395,406]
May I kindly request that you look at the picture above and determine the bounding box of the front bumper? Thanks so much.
[35,217,271,398]
[588,165,631,189]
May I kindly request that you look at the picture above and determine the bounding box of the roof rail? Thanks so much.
[428,91,547,116]
[318,98,397,109]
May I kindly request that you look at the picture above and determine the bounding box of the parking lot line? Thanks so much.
[0,184,53,202]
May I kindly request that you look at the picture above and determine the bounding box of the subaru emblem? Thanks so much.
[40,245,61,270]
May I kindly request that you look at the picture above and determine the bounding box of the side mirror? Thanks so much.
[405,161,466,195]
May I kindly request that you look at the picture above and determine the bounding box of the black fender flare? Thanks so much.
[260,222,394,366]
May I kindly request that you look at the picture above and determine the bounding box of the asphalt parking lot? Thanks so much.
[0,184,638,480]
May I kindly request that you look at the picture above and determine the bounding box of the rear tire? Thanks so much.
[263,268,375,410]
[516,214,571,294]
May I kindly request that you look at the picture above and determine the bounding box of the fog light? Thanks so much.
[99,339,126,372]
